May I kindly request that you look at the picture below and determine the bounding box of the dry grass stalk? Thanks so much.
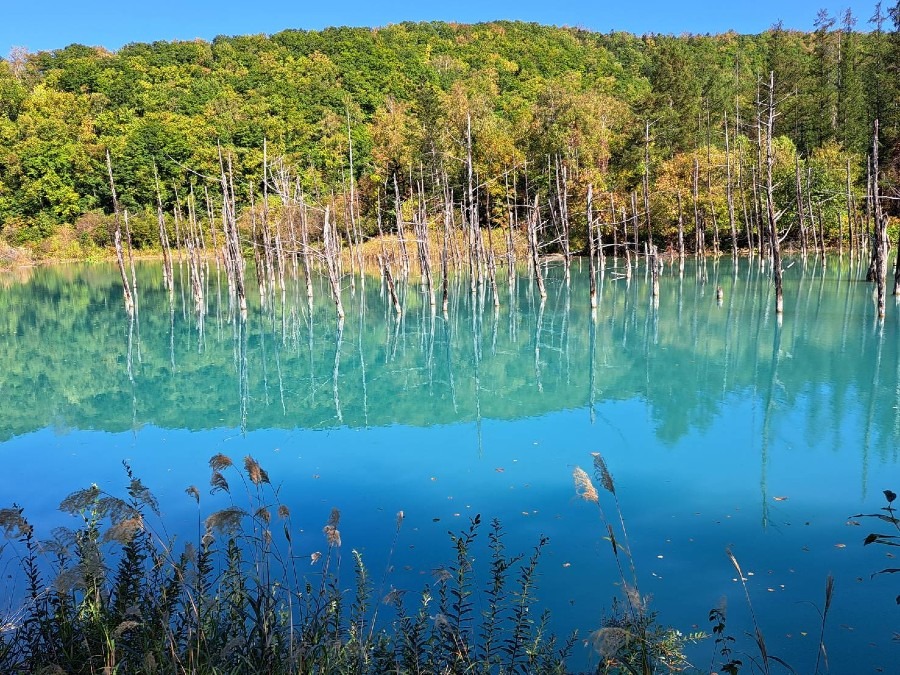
[244,455,270,485]
[209,453,233,471]
[205,507,246,535]
[592,452,616,495]
[573,467,599,504]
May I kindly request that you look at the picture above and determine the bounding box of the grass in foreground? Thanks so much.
[0,455,579,674]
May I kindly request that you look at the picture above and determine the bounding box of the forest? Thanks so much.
[0,7,899,262]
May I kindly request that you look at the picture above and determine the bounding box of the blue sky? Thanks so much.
[2,1,884,56]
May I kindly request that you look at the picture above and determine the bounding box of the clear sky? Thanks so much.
[2,1,884,57]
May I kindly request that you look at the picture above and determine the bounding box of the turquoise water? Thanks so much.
[1,256,899,671]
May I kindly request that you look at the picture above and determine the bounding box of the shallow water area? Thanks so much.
[1,255,899,672]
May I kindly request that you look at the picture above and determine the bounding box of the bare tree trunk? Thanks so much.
[555,157,571,280]
[393,173,410,278]
[706,108,720,257]
[219,149,247,316]
[764,71,784,315]
[795,157,808,258]
[692,157,703,255]
[588,183,597,308]
[725,111,738,259]
[326,205,346,320]
[442,196,451,314]
[643,120,653,248]
[872,120,888,316]
[528,195,546,299]
[106,150,134,315]
[153,165,174,300]
[380,255,402,316]
[846,158,854,259]
[677,190,685,276]
[631,191,640,263]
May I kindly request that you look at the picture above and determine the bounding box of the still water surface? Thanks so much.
[1,257,898,671]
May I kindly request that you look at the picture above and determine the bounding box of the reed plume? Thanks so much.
[244,455,270,485]
[209,453,233,471]
[592,452,615,495]
[573,466,599,503]
[205,507,246,535]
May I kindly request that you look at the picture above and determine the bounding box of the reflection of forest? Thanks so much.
[0,259,896,464]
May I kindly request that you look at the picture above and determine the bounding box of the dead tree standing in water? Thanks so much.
[106,150,134,315]
[871,120,888,316]
[322,205,345,321]
[528,195,546,299]
[764,71,784,315]
[587,184,597,308]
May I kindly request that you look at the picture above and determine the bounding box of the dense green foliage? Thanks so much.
[1,9,899,251]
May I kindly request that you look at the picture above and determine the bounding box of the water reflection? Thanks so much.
[2,257,900,671]
[8,263,888,448]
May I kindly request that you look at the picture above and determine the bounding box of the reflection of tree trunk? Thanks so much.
[126,309,135,385]
[862,323,884,499]
[273,337,286,417]
[427,309,437,389]
[760,316,782,529]
[239,316,249,434]
[259,320,270,408]
[442,314,458,414]
[471,295,483,455]
[534,298,545,392]
[168,300,176,370]
[589,304,596,424]
[333,319,344,424]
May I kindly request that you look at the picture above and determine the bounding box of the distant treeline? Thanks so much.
[0,9,898,251]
